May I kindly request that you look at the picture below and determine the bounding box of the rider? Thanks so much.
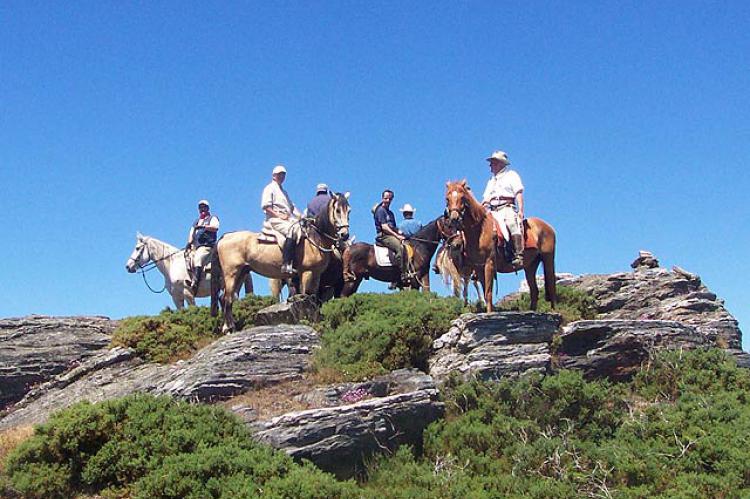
[186,199,219,294]
[374,189,408,281]
[398,203,422,238]
[306,183,331,218]
[261,164,302,275]
[481,150,525,267]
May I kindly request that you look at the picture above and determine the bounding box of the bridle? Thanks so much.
[127,239,183,293]
[302,196,350,253]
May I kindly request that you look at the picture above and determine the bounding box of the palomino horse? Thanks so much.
[125,233,253,309]
[340,218,444,296]
[444,180,557,312]
[211,193,350,332]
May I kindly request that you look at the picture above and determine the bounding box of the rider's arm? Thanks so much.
[204,216,219,232]
[186,227,195,248]
[516,191,524,219]
[264,207,289,220]
[481,178,494,207]
[381,223,405,240]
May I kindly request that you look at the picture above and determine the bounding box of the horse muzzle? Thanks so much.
[126,260,137,273]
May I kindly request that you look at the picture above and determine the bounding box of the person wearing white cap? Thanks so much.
[261,164,302,274]
[481,150,525,267]
[398,203,422,238]
[305,183,331,218]
[186,199,220,294]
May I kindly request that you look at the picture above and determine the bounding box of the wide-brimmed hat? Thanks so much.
[272,164,287,175]
[316,183,328,193]
[399,203,416,213]
[198,199,210,208]
[486,150,510,165]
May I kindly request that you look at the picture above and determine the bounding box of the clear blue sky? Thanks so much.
[2,2,748,347]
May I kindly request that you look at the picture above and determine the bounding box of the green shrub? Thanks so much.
[314,291,466,380]
[4,393,349,498]
[498,285,597,324]
[112,295,276,363]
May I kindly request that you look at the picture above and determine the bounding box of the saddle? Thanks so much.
[374,243,415,268]
[489,218,537,263]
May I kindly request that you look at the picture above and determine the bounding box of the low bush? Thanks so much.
[498,285,597,324]
[111,295,276,363]
[313,291,466,380]
[3,393,354,498]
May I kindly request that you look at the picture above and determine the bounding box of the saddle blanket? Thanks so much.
[374,245,393,267]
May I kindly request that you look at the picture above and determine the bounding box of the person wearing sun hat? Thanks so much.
[261,164,302,274]
[481,150,525,267]
[398,203,422,238]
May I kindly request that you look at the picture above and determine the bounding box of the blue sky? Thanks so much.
[2,2,748,347]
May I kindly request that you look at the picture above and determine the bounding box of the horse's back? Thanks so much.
[526,217,556,253]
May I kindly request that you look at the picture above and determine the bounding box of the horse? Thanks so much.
[444,180,557,312]
[125,233,253,309]
[211,193,350,332]
[340,218,444,297]
[434,219,482,305]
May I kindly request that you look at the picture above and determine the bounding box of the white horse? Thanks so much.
[126,232,252,309]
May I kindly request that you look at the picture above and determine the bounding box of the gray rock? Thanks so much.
[248,369,443,478]
[0,315,115,409]
[0,324,318,429]
[254,295,320,326]
[564,265,742,349]
[556,319,709,380]
[429,312,561,382]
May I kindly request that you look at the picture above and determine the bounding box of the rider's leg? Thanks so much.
[378,234,407,281]
[504,207,524,267]
[281,237,297,275]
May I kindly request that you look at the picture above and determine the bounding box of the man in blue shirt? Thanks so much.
[398,203,422,238]
[374,189,407,279]
[306,183,331,218]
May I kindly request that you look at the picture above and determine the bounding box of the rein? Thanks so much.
[130,242,185,294]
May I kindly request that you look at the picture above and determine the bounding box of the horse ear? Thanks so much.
[344,191,350,200]
[460,179,467,187]
[445,181,451,188]
[136,231,143,240]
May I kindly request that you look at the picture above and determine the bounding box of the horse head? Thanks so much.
[327,192,351,242]
[445,180,470,228]
[125,233,151,273]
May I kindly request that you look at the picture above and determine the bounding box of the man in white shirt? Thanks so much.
[481,150,525,267]
[261,165,302,274]
[186,199,220,294]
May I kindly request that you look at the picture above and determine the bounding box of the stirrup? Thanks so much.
[280,263,297,275]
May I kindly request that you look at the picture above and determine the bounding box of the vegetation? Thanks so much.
[3,394,357,498]
[313,291,467,380]
[498,285,598,324]
[111,295,276,363]
[362,348,750,497]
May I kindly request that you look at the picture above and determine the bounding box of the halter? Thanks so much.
[302,195,350,253]
[127,238,184,294]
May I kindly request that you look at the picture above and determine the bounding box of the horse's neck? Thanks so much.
[147,238,179,273]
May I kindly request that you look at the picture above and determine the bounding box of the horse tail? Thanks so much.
[541,229,557,308]
[210,245,222,317]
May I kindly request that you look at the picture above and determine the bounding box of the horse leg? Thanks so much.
[299,271,320,297]
[419,272,430,292]
[341,277,363,297]
[222,269,241,333]
[244,273,254,296]
[269,278,283,303]
[172,290,185,310]
[524,255,542,311]
[542,252,557,308]
[483,261,494,313]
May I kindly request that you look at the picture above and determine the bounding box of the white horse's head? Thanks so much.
[125,233,152,273]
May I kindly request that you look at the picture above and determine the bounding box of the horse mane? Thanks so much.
[314,192,349,236]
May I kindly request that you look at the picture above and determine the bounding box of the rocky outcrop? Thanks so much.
[0,315,115,410]
[248,369,444,478]
[254,295,321,326]
[565,265,741,349]
[429,312,561,382]
[0,325,318,429]
[555,320,710,380]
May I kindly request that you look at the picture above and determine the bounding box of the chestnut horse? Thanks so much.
[340,218,444,296]
[444,180,557,312]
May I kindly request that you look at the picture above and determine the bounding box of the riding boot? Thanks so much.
[281,238,297,275]
[511,234,524,267]
[190,267,202,295]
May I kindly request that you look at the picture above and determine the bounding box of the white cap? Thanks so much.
[316,183,328,193]
[486,150,510,165]
[399,203,416,213]
[272,164,287,175]
[198,199,210,208]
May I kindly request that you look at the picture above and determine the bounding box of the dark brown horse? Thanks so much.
[444,180,557,312]
[341,218,445,296]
